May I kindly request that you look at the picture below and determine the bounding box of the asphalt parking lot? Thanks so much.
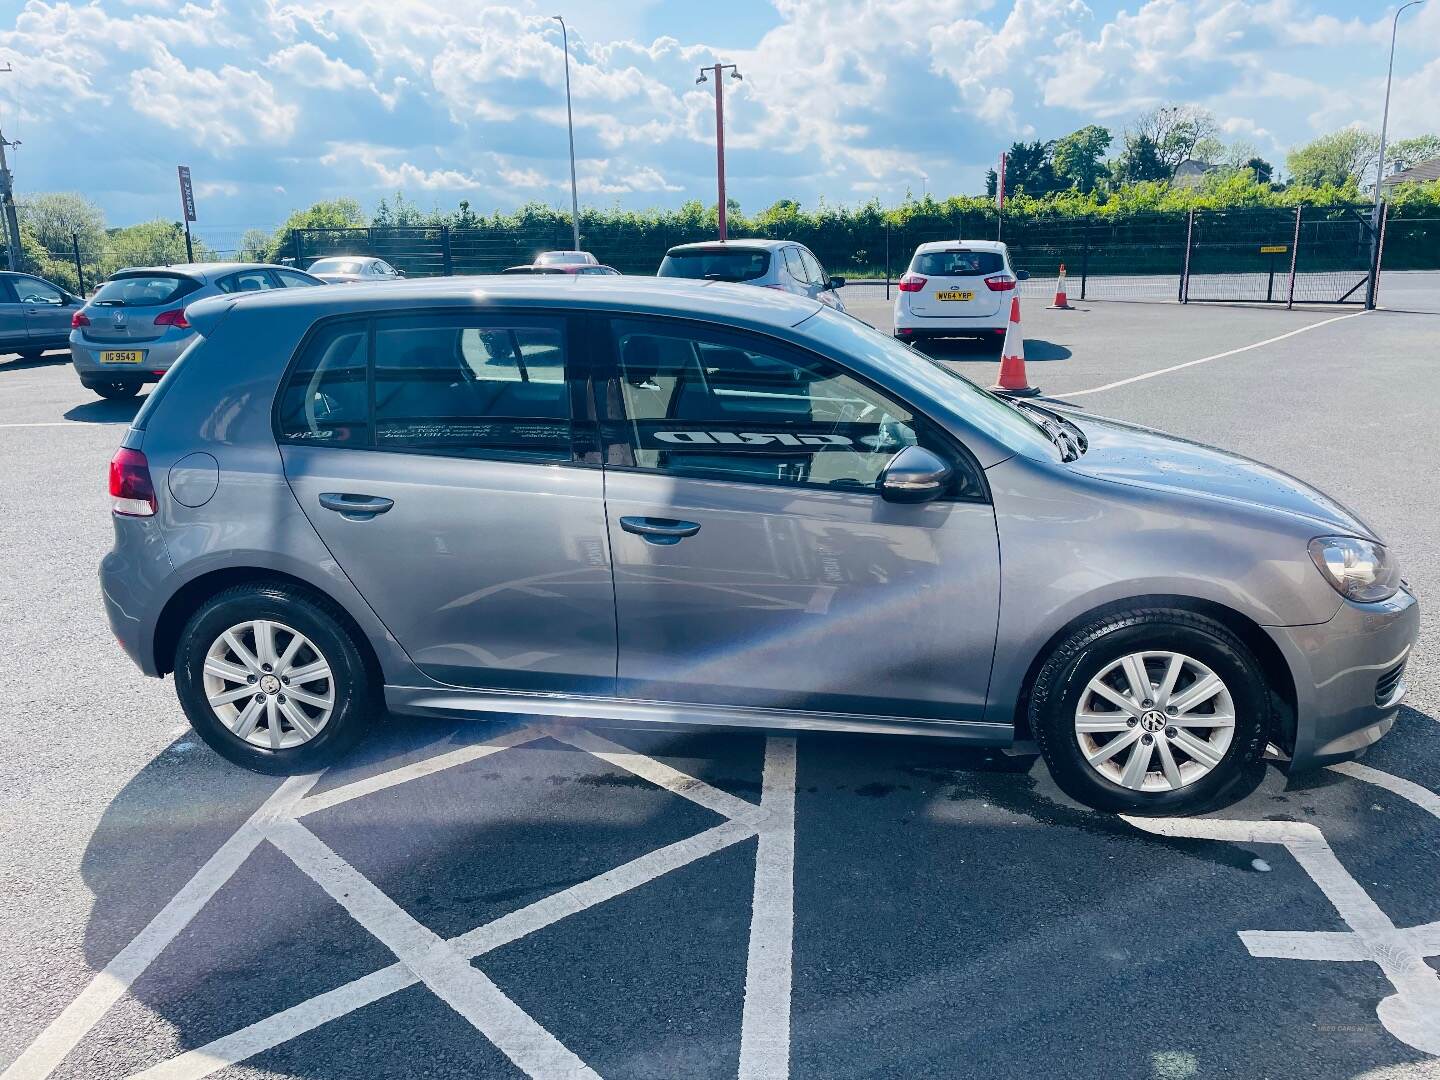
[2,275,1439,1080]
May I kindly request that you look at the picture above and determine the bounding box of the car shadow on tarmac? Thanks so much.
[0,350,73,372]
[63,397,147,424]
[913,338,1072,363]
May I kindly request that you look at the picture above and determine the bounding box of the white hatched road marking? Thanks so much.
[1060,310,1366,398]
[2,723,797,1080]
[0,776,318,1080]
[1123,786,1440,1057]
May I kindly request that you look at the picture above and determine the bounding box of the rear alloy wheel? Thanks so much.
[175,584,374,773]
[90,382,140,400]
[1030,610,1268,814]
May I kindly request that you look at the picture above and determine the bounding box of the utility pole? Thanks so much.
[696,63,742,241]
[0,62,23,271]
[553,16,581,251]
[1369,0,1426,308]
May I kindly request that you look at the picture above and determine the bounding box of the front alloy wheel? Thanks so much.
[1029,609,1268,814]
[1074,651,1234,792]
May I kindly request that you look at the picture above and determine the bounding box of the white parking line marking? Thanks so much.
[1123,814,1440,1055]
[0,421,114,429]
[268,818,599,1079]
[136,820,759,1080]
[292,724,544,817]
[0,775,318,1080]
[1330,761,1440,820]
[739,737,797,1080]
[546,724,772,826]
[12,725,791,1079]
[1060,310,1366,398]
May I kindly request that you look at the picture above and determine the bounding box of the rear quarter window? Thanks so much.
[91,274,200,307]
[912,250,1005,277]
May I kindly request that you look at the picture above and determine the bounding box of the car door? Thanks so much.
[0,277,24,352]
[277,311,616,694]
[14,275,74,346]
[597,316,1000,723]
[798,248,844,311]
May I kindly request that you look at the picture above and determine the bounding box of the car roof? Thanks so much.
[912,240,1009,253]
[108,262,298,283]
[664,239,794,254]
[188,274,822,330]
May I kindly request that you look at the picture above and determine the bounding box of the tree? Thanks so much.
[104,221,216,270]
[238,228,272,262]
[1000,140,1059,196]
[1052,125,1112,193]
[16,192,106,255]
[1243,157,1274,184]
[1131,104,1219,174]
[1111,133,1169,184]
[1286,127,1380,188]
[266,198,366,259]
[1387,134,1440,172]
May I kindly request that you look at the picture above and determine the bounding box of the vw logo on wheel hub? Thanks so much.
[259,674,281,695]
[1140,710,1167,733]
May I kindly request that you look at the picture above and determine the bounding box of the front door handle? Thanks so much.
[619,516,701,545]
[318,492,394,520]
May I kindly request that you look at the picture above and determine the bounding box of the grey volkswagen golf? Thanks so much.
[100,276,1417,813]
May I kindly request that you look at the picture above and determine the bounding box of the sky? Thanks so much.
[0,0,1437,235]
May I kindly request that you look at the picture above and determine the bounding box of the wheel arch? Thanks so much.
[152,566,384,690]
[1010,594,1297,751]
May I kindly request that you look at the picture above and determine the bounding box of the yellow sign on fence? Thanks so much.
[1259,244,1288,253]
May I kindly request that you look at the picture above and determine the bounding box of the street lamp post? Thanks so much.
[553,15,581,250]
[696,63,742,241]
[1369,0,1426,307]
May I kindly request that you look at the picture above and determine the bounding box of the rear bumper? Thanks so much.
[893,307,1007,336]
[1267,585,1419,771]
[70,331,191,383]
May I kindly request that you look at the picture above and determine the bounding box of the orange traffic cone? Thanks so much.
[1048,263,1074,310]
[992,295,1040,397]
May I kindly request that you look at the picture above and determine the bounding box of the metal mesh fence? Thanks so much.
[18,201,1425,307]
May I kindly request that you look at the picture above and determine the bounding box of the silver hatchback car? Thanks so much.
[70,262,323,398]
[100,278,1417,814]
[658,239,847,312]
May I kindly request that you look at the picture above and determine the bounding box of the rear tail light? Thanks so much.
[984,274,1016,292]
[108,447,156,517]
[71,311,90,328]
[154,308,190,328]
[897,273,927,293]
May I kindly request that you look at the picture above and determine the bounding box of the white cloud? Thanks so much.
[267,43,371,92]
[129,46,297,149]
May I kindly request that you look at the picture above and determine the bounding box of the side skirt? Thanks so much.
[385,685,1015,744]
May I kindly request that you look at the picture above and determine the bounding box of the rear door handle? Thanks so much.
[318,492,394,520]
[619,516,701,545]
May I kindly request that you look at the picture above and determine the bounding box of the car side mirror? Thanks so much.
[827,276,846,291]
[878,445,952,504]
[1015,270,1030,281]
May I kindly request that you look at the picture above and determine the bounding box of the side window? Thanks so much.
[218,269,278,294]
[799,249,827,287]
[0,278,17,302]
[276,322,370,445]
[782,247,808,284]
[372,317,571,461]
[609,318,961,494]
[275,270,319,288]
[15,277,65,304]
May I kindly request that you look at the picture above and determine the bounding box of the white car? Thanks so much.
[306,256,405,284]
[534,250,599,267]
[893,240,1028,343]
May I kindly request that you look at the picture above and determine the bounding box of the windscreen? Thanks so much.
[90,274,199,307]
[309,259,365,274]
[912,250,1005,276]
[658,248,771,282]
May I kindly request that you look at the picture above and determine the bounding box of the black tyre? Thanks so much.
[1029,609,1268,815]
[174,584,375,774]
[18,348,45,360]
[88,381,141,400]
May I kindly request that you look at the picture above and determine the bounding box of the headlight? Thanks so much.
[1308,536,1401,603]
